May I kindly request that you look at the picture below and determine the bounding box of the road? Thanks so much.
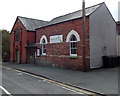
[2,65,84,95]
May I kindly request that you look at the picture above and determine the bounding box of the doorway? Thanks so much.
[16,50,20,63]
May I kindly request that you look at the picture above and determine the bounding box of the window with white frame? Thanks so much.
[42,39,46,55]
[66,30,80,56]
[40,35,48,56]
[70,35,77,56]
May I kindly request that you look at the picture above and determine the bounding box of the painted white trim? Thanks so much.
[70,54,77,56]
[40,35,48,44]
[66,30,80,42]
[42,53,46,56]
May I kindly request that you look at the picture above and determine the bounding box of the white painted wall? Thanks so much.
[89,3,117,68]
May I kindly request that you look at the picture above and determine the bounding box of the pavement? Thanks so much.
[2,62,118,94]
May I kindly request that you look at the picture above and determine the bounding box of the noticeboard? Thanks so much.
[50,35,63,43]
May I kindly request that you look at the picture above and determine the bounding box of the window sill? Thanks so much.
[41,54,47,56]
[68,56,78,59]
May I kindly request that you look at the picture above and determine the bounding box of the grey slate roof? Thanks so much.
[18,16,48,31]
[37,2,104,29]
[17,2,104,31]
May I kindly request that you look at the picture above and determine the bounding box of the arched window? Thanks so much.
[42,39,46,55]
[15,28,22,41]
[40,35,48,55]
[66,30,80,56]
[70,35,77,56]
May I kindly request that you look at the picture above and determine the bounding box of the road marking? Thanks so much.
[0,86,12,96]
[1,65,97,95]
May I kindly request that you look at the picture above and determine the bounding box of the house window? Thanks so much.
[15,28,21,41]
[40,35,48,55]
[70,35,77,56]
[42,39,46,55]
[66,30,80,56]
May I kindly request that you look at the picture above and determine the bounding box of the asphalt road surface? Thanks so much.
[2,66,85,95]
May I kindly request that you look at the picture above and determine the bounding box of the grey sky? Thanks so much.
[0,0,119,31]
[118,1,120,21]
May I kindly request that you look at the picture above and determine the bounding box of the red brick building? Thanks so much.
[10,16,48,63]
[10,2,116,71]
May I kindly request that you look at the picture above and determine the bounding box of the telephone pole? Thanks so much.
[82,0,86,71]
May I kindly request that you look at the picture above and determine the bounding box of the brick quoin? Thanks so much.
[36,17,90,71]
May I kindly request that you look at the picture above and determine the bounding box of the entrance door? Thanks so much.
[27,48,36,64]
[16,50,20,63]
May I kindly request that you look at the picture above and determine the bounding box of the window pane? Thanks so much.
[73,35,77,41]
[71,49,73,54]
[71,42,77,48]
[43,44,45,49]
[42,39,46,43]
[43,49,46,53]
[70,35,77,41]
[70,35,77,55]
[71,42,73,48]
[42,43,46,54]
[15,28,21,41]
[71,49,77,54]
[73,42,77,48]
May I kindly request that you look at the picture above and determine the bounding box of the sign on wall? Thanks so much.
[50,35,63,43]
[37,48,40,56]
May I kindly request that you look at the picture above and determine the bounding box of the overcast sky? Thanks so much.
[0,0,119,31]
